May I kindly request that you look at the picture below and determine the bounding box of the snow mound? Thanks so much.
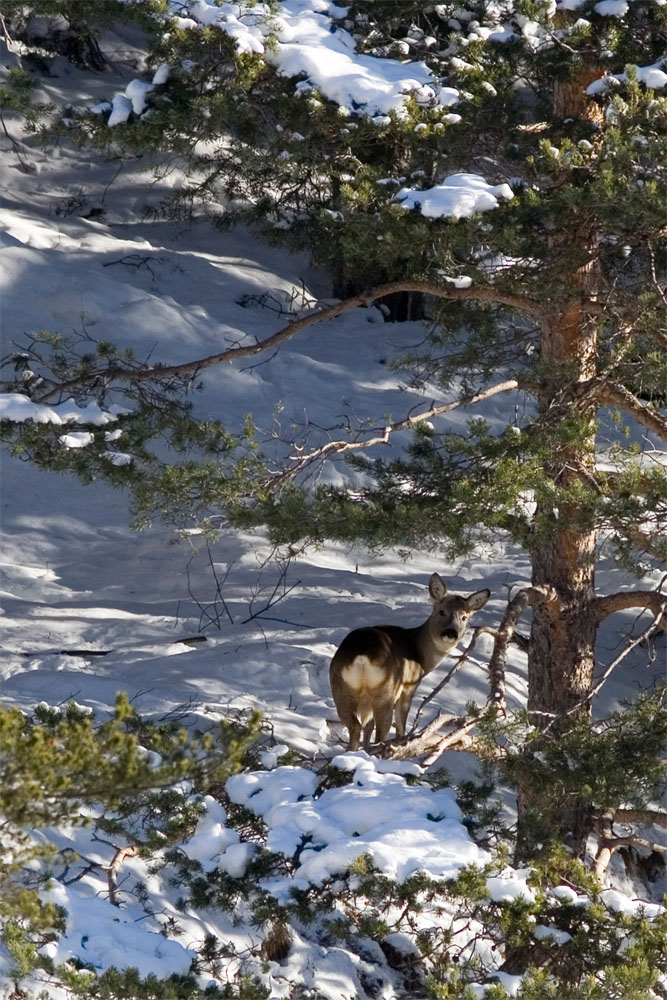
[226,753,489,896]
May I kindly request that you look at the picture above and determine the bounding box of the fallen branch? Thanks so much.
[19,636,207,658]
[385,713,471,761]
[383,712,506,767]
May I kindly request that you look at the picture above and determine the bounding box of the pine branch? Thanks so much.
[277,379,521,480]
[610,521,667,565]
[487,588,542,716]
[613,809,667,829]
[596,380,667,442]
[32,281,541,403]
[594,808,667,879]
[599,835,667,854]
[593,589,667,625]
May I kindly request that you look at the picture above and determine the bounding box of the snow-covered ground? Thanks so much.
[1,11,665,999]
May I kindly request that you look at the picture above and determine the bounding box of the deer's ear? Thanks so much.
[467,589,490,611]
[429,573,447,601]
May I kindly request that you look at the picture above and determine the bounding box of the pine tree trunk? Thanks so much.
[514,60,606,859]
[519,260,599,858]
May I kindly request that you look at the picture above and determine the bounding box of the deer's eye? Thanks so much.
[461,613,469,621]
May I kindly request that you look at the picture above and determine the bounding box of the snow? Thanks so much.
[600,888,664,918]
[550,884,580,904]
[42,880,197,978]
[594,0,629,14]
[587,62,667,94]
[0,394,123,425]
[534,924,572,945]
[1,9,666,999]
[397,174,514,220]
[107,93,133,127]
[59,431,94,448]
[99,0,458,122]
[486,868,537,904]
[228,754,487,894]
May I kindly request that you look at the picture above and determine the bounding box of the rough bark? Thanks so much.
[528,294,598,723]
[519,92,602,851]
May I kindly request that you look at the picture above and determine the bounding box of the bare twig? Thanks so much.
[185,548,234,632]
[595,380,667,442]
[587,613,665,704]
[410,627,486,733]
[240,560,302,625]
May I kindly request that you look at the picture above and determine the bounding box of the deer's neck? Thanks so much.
[413,624,446,676]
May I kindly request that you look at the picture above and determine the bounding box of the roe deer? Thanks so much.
[329,574,490,750]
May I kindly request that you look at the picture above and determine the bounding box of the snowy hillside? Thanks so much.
[1,6,665,999]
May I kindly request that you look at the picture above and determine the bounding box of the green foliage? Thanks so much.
[57,965,269,1000]
[475,685,667,857]
[0,696,261,988]
[2,0,665,575]
[1,701,665,999]
[0,66,53,131]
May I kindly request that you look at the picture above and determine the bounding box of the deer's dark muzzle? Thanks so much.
[442,627,459,640]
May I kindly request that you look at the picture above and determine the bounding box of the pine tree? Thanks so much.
[2,1,666,857]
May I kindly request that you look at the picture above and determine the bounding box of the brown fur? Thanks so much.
[329,574,490,750]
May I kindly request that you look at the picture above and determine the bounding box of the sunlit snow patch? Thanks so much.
[41,880,197,977]
[226,753,489,898]
[181,794,257,874]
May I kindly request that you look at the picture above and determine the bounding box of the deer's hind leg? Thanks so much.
[394,681,419,740]
[331,687,364,750]
[371,697,395,745]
